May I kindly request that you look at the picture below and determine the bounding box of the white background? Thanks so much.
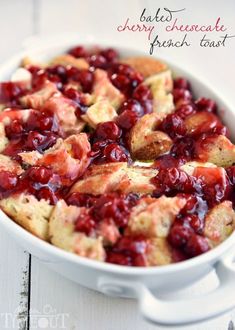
[0,0,235,329]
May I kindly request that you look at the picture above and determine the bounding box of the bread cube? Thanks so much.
[129,113,172,160]
[20,81,58,109]
[43,96,85,134]
[146,238,173,266]
[0,154,23,175]
[204,201,235,245]
[82,99,117,128]
[195,135,235,167]
[121,57,167,78]
[50,54,89,70]
[0,193,53,240]
[49,200,105,261]
[127,195,186,238]
[92,69,124,109]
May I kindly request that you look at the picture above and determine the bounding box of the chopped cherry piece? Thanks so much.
[63,88,86,104]
[184,234,210,257]
[75,104,88,118]
[103,143,128,162]
[26,131,57,152]
[174,78,191,90]
[226,166,235,185]
[75,212,96,235]
[116,110,138,130]
[0,171,18,191]
[68,45,88,58]
[94,122,121,141]
[195,98,217,113]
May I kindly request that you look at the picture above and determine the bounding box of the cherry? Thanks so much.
[174,78,191,90]
[63,88,86,104]
[106,252,132,266]
[0,171,18,190]
[195,98,217,113]
[68,45,88,58]
[75,212,96,235]
[154,154,186,170]
[132,84,152,102]
[94,121,121,141]
[103,143,128,162]
[66,193,95,208]
[116,110,138,130]
[119,99,144,117]
[0,82,24,103]
[160,113,186,139]
[111,73,130,94]
[171,137,195,160]
[168,224,193,247]
[5,120,24,138]
[173,88,192,104]
[175,104,196,119]
[27,166,53,184]
[100,48,119,62]
[36,187,58,204]
[184,234,210,257]
[89,54,107,68]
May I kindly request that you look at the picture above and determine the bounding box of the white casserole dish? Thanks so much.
[0,39,235,326]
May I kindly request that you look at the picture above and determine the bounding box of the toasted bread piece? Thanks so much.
[70,162,128,195]
[127,195,186,238]
[70,162,158,195]
[43,96,85,134]
[204,201,235,245]
[121,57,167,78]
[0,193,53,240]
[180,161,217,175]
[129,113,172,160]
[37,133,90,185]
[146,238,173,266]
[0,154,23,175]
[11,68,32,89]
[82,99,117,128]
[92,69,124,109]
[20,81,58,109]
[50,54,89,70]
[145,70,174,117]
[19,150,42,165]
[49,200,105,261]
[0,108,34,125]
[195,135,235,167]
[117,166,158,194]
[144,69,173,93]
[0,122,9,152]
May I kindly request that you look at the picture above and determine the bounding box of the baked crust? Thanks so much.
[121,57,167,78]
[129,113,172,160]
[127,195,186,238]
[0,193,53,241]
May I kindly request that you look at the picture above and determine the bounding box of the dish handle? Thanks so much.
[98,253,235,326]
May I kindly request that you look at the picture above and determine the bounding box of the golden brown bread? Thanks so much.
[129,113,173,160]
[127,195,186,238]
[0,193,53,241]
[121,57,167,78]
